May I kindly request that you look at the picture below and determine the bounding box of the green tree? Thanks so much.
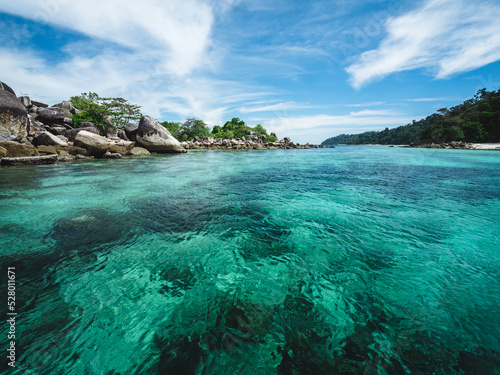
[222,118,251,139]
[70,92,142,135]
[72,101,110,134]
[178,118,210,141]
[462,121,484,141]
[253,124,267,136]
[100,97,142,128]
[161,121,181,139]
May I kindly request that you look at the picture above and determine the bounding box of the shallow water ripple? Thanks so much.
[0,147,499,374]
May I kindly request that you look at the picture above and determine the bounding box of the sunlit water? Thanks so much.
[1,146,499,374]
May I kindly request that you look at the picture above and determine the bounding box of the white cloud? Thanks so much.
[239,101,331,113]
[346,0,500,88]
[262,109,414,144]
[0,1,270,124]
[0,0,214,76]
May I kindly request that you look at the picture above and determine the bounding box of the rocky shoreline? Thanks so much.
[409,141,500,150]
[180,136,324,150]
[0,81,323,166]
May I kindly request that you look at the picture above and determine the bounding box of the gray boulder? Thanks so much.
[27,115,44,136]
[47,126,67,136]
[136,116,185,153]
[65,127,98,142]
[1,154,58,166]
[102,152,123,159]
[32,131,68,147]
[127,147,151,156]
[0,141,39,157]
[0,89,28,142]
[117,129,128,140]
[80,121,96,129]
[31,100,48,108]
[52,101,77,115]
[37,108,66,125]
[19,96,31,108]
[125,123,138,141]
[73,130,111,156]
[0,82,16,96]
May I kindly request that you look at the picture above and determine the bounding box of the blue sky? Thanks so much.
[1,0,500,144]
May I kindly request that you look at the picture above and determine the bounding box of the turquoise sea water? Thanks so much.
[0,146,499,374]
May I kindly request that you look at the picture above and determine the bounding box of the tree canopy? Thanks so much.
[322,87,500,145]
[161,117,275,142]
[321,118,431,146]
[70,92,142,135]
[420,88,500,143]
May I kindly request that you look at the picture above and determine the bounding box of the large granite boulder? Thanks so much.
[0,88,28,142]
[0,141,39,157]
[37,108,66,125]
[52,101,77,116]
[124,123,138,141]
[109,140,134,153]
[0,82,16,96]
[136,116,185,153]
[27,115,44,136]
[117,129,128,140]
[64,126,98,141]
[32,131,68,147]
[31,100,48,108]
[127,147,151,156]
[73,130,111,156]
[18,96,31,108]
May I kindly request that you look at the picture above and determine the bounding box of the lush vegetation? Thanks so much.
[349,117,432,145]
[69,92,277,142]
[421,88,500,143]
[70,92,142,135]
[322,88,500,145]
[321,117,431,145]
[161,117,276,142]
[160,118,210,142]
[322,132,375,145]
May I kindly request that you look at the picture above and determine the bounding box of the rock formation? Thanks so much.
[136,115,186,153]
[0,82,28,142]
[73,130,111,157]
[0,81,322,165]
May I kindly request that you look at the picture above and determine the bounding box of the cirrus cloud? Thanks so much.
[346,0,500,89]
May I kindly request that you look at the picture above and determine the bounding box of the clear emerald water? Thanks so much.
[0,146,499,374]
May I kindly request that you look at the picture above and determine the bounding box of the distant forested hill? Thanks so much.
[321,132,374,145]
[321,118,431,145]
[421,88,500,143]
[321,88,500,145]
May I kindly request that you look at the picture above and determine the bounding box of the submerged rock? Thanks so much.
[136,116,186,153]
[1,154,58,166]
[157,335,202,375]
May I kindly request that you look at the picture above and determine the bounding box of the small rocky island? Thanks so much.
[0,82,323,166]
